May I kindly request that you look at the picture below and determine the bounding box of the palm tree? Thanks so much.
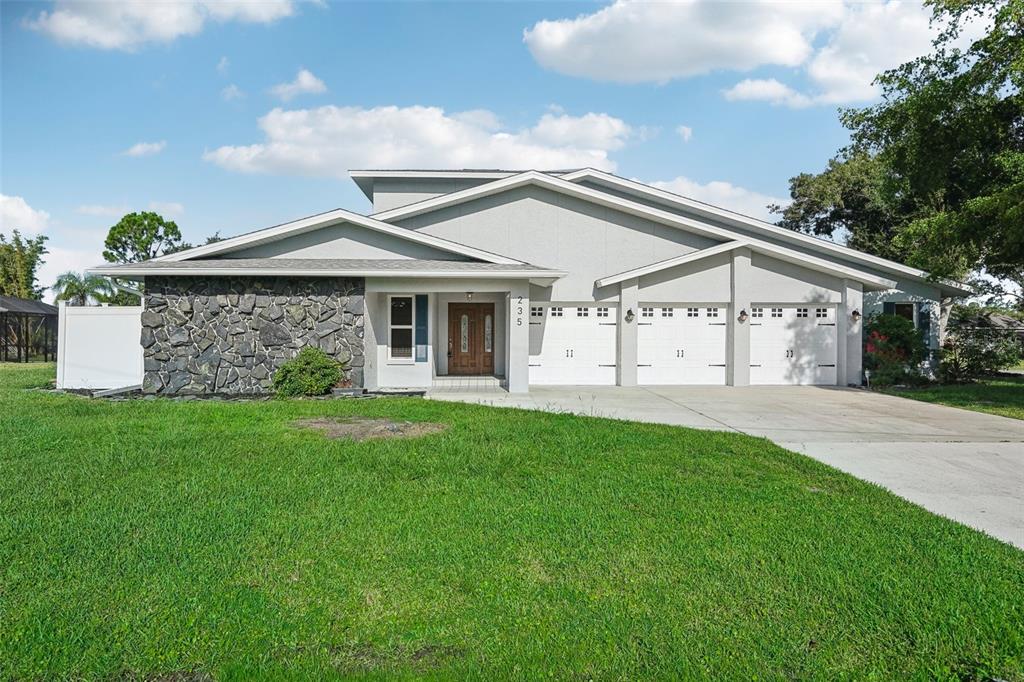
[52,272,114,306]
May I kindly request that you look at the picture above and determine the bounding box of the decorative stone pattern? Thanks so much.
[141,276,364,395]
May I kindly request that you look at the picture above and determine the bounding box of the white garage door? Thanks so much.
[750,306,837,385]
[637,306,727,385]
[529,305,617,385]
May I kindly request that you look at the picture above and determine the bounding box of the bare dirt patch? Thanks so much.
[293,417,447,441]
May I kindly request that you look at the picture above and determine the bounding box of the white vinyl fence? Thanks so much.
[56,301,143,389]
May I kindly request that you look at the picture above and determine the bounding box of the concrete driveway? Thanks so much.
[429,385,1024,549]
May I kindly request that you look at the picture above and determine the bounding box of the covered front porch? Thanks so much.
[362,277,538,393]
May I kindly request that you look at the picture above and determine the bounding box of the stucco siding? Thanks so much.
[373,177,498,213]
[748,253,843,303]
[395,185,721,301]
[227,221,468,261]
[637,253,732,302]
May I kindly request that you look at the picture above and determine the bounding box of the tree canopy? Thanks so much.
[0,230,49,300]
[52,272,114,306]
[775,0,1022,301]
[103,212,185,264]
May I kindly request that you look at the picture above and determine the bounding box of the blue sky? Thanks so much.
[1,1,950,299]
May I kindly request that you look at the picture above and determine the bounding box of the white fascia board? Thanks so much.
[152,207,523,265]
[563,168,969,294]
[596,241,745,287]
[87,265,565,279]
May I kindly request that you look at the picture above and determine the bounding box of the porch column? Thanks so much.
[507,281,530,393]
[728,247,752,386]
[840,279,863,386]
[617,278,638,386]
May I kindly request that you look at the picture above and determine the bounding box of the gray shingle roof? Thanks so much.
[0,295,58,315]
[89,258,562,277]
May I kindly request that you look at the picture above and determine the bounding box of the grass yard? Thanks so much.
[881,375,1024,421]
[2,364,1023,680]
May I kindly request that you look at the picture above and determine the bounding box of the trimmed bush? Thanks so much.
[864,314,928,386]
[273,347,343,397]
[939,325,1022,383]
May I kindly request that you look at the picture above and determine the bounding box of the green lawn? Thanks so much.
[882,375,1024,421]
[2,364,1023,680]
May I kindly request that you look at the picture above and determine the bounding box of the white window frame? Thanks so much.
[387,294,415,364]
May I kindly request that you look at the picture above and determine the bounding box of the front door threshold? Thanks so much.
[431,375,507,393]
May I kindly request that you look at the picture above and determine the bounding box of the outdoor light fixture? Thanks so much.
[466,292,473,301]
[625,308,635,323]
[851,309,862,322]
[738,309,749,323]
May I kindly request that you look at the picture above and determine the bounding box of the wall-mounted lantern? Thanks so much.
[625,308,635,323]
[851,309,862,322]
[738,309,749,323]
[466,292,474,301]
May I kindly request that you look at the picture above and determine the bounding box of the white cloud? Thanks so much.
[76,204,129,218]
[525,112,634,151]
[204,105,634,176]
[524,0,843,83]
[221,84,245,101]
[122,140,166,157]
[37,246,106,301]
[721,78,812,108]
[26,1,296,51]
[0,195,51,235]
[650,176,785,222]
[676,125,693,142]
[269,69,327,101]
[217,55,229,75]
[527,0,983,108]
[148,201,184,217]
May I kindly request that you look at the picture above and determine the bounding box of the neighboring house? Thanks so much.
[89,168,971,395]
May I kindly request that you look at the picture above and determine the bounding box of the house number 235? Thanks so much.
[516,296,524,326]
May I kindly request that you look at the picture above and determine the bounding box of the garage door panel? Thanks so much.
[637,306,727,385]
[750,306,837,385]
[529,305,617,385]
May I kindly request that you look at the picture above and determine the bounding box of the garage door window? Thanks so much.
[531,306,543,317]
[641,307,654,318]
[661,308,673,317]
[796,308,809,318]
[706,308,719,318]
[596,307,609,317]
[687,308,699,317]
[771,308,782,318]
[577,307,589,317]
[752,308,763,318]
[550,307,563,317]
[816,308,828,318]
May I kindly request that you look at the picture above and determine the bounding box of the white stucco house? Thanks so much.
[90,168,970,395]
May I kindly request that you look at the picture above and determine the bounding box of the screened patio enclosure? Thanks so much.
[0,295,58,362]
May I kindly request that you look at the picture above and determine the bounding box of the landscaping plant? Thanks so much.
[864,314,928,386]
[271,347,343,396]
[939,323,1022,383]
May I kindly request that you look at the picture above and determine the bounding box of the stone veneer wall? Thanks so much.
[141,276,364,395]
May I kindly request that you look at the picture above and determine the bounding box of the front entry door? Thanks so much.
[448,303,495,375]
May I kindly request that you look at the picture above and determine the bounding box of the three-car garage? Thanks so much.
[528,303,838,386]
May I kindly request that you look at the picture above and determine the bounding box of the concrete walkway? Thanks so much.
[428,385,1024,549]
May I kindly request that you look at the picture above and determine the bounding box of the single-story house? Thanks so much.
[89,168,971,395]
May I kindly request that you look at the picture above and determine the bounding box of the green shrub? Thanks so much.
[939,325,1022,383]
[272,347,344,397]
[864,314,928,386]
